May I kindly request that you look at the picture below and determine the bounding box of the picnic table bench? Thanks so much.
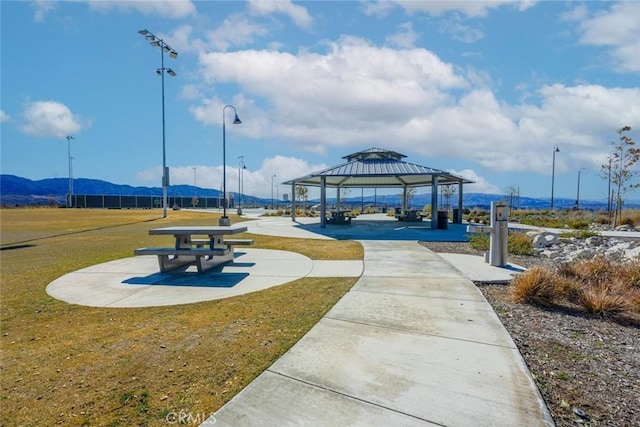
[326,210,356,225]
[134,225,253,273]
[395,210,425,222]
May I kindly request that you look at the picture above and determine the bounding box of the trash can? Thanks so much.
[437,211,448,229]
[452,208,460,223]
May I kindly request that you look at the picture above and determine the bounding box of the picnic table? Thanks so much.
[134,225,253,273]
[326,210,355,225]
[395,210,425,222]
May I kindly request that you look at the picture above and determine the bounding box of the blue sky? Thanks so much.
[1,0,639,202]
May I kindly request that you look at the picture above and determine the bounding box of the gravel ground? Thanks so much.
[419,241,640,427]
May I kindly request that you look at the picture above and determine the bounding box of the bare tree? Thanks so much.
[600,126,639,227]
[504,185,519,213]
[442,184,456,212]
[295,186,308,211]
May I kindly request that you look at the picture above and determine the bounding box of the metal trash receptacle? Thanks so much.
[452,208,460,223]
[437,211,448,229]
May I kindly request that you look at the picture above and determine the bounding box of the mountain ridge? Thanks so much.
[1,174,637,210]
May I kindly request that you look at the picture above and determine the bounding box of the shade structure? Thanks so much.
[283,148,475,229]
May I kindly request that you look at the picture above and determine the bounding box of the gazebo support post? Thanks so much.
[457,181,464,224]
[291,183,296,222]
[431,174,439,229]
[402,186,408,213]
[320,176,327,228]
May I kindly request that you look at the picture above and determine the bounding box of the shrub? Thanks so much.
[468,233,489,251]
[507,232,534,256]
[579,283,630,317]
[511,267,557,307]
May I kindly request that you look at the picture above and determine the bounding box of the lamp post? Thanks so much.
[138,29,178,218]
[220,105,242,226]
[550,144,560,210]
[271,174,276,210]
[237,156,245,215]
[575,168,585,210]
[66,135,74,208]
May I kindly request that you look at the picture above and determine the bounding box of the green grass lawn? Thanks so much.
[0,208,362,426]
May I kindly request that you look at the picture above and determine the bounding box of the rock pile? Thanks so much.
[526,230,640,264]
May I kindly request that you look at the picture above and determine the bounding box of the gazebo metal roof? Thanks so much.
[283,147,474,188]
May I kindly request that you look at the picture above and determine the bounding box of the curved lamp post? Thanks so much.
[138,29,178,218]
[550,144,560,210]
[220,105,242,226]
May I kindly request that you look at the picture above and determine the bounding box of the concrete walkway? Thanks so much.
[207,240,554,426]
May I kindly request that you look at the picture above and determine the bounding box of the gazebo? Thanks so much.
[283,148,475,229]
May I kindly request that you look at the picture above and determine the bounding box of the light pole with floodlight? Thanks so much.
[66,135,75,208]
[550,144,560,210]
[271,174,276,210]
[138,29,178,218]
[220,105,242,226]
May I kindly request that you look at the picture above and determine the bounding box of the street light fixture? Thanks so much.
[550,144,560,210]
[138,29,178,218]
[271,174,277,210]
[66,135,75,208]
[220,105,242,226]
[575,168,586,210]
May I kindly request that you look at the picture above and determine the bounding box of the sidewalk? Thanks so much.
[207,240,554,426]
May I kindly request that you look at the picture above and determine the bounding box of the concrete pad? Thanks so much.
[267,317,553,427]
[351,276,486,302]
[307,260,363,277]
[326,290,516,347]
[210,370,434,426]
[438,253,526,284]
[46,249,347,308]
[362,258,465,278]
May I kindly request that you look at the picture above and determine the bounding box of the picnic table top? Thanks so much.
[148,225,248,235]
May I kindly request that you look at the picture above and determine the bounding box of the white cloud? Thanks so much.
[139,156,328,199]
[189,36,639,183]
[392,0,536,18]
[386,22,419,48]
[247,0,313,29]
[194,36,467,135]
[31,0,56,22]
[438,15,484,43]
[20,100,89,139]
[447,169,501,194]
[567,2,640,73]
[87,0,196,19]
[0,110,9,122]
[206,14,270,52]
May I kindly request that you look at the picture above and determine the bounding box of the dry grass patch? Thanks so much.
[510,266,557,307]
[579,283,631,317]
[1,208,362,426]
[512,255,640,322]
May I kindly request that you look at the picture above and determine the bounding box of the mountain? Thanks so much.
[1,174,637,210]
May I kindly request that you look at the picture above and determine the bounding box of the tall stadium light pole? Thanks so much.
[220,105,242,226]
[550,144,560,210]
[138,29,178,218]
[271,174,276,209]
[576,168,585,210]
[66,135,75,208]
